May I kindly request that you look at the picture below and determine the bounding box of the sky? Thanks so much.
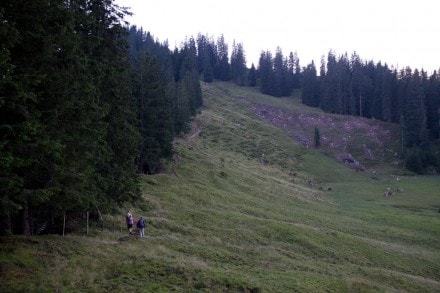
[115,0,440,73]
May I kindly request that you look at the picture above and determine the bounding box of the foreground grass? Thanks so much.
[1,82,439,292]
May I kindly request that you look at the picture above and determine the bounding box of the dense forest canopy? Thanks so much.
[1,0,143,235]
[0,0,201,235]
[1,0,438,235]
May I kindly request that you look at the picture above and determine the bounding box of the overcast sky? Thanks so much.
[115,0,439,73]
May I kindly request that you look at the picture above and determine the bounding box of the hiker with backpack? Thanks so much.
[126,210,134,234]
[137,216,146,238]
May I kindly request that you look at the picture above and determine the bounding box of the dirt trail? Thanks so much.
[188,128,201,141]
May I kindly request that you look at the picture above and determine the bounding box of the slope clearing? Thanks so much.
[1,81,439,292]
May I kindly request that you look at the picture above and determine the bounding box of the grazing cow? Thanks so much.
[396,188,404,192]
[384,187,393,197]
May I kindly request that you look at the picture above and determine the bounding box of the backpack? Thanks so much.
[127,215,133,225]
[137,219,145,228]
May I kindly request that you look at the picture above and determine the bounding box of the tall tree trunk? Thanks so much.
[22,205,31,236]
[1,211,12,236]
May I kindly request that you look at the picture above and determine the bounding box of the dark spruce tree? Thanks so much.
[350,52,363,116]
[248,63,257,87]
[371,62,385,120]
[174,38,203,133]
[404,69,428,148]
[214,34,230,81]
[132,52,173,174]
[291,51,301,89]
[360,61,376,118]
[337,53,353,115]
[272,47,284,97]
[320,51,338,113]
[127,27,176,174]
[196,34,216,82]
[196,33,208,75]
[91,3,142,207]
[314,127,321,148]
[302,61,319,107]
[426,71,440,140]
[380,64,394,122]
[258,51,274,96]
[284,52,295,95]
[230,41,247,86]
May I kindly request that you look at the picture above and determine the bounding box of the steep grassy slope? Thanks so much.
[1,82,439,292]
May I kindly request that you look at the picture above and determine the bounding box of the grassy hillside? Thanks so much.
[1,82,439,292]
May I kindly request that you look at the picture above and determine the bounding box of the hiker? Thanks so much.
[137,216,146,238]
[126,210,134,234]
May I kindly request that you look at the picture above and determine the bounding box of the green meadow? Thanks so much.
[1,81,439,292]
